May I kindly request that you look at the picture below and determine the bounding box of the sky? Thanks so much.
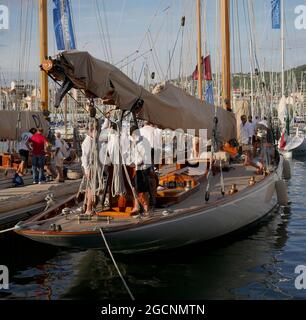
[0,0,306,86]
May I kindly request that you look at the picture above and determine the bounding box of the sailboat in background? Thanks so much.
[0,0,81,231]
[275,0,306,157]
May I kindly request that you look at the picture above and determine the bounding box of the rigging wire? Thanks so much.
[115,0,167,71]
[17,0,23,82]
[118,49,153,69]
[115,0,127,40]
[235,0,243,75]
[165,23,183,80]
[115,50,139,66]
[101,0,113,63]
[24,0,34,81]
[147,31,165,80]
[136,0,168,52]
[94,0,110,61]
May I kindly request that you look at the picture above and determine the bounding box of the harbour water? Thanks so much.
[1,156,306,300]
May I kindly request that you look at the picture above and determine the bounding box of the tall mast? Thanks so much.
[196,0,203,101]
[281,0,285,97]
[39,0,48,114]
[249,41,254,117]
[220,0,231,111]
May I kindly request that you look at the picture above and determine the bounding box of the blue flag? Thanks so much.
[53,0,76,50]
[205,82,214,105]
[271,0,281,29]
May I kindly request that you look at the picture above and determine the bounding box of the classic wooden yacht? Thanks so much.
[15,0,289,254]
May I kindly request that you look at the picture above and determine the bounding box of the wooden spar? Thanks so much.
[39,0,48,114]
[220,0,231,111]
[196,0,203,101]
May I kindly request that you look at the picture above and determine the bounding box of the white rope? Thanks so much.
[99,228,135,301]
[110,124,126,197]
[0,227,17,234]
[111,162,126,197]
[122,162,139,203]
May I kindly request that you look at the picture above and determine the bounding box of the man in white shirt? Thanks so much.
[140,121,154,166]
[54,131,69,182]
[248,116,256,141]
[140,121,154,148]
[153,125,163,166]
[130,126,152,215]
[81,125,95,215]
[239,115,253,165]
[17,128,37,176]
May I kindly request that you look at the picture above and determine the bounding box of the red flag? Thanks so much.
[192,55,212,81]
[192,65,199,80]
[204,55,212,81]
[279,131,286,150]
[192,56,203,80]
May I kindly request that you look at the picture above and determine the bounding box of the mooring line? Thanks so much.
[99,228,135,301]
[0,226,17,234]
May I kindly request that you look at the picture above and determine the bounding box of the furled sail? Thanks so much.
[51,50,236,141]
[0,110,49,140]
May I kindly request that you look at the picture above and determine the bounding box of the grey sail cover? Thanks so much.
[60,51,237,141]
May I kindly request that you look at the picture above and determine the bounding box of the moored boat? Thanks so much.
[284,133,306,157]
[14,0,289,255]
[15,157,284,254]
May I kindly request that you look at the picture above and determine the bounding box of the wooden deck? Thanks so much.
[25,163,267,233]
[0,175,81,230]
[171,164,263,210]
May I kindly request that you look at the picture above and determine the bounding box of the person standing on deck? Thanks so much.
[130,126,152,215]
[248,115,258,157]
[239,115,253,166]
[248,116,256,144]
[81,124,95,215]
[153,125,163,166]
[53,131,69,183]
[17,127,37,176]
[254,115,260,127]
[140,121,155,165]
[27,128,48,184]
[139,121,157,209]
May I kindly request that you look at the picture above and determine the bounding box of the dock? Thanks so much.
[0,170,81,230]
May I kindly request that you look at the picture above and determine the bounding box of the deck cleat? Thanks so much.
[249,176,256,186]
[229,184,238,195]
